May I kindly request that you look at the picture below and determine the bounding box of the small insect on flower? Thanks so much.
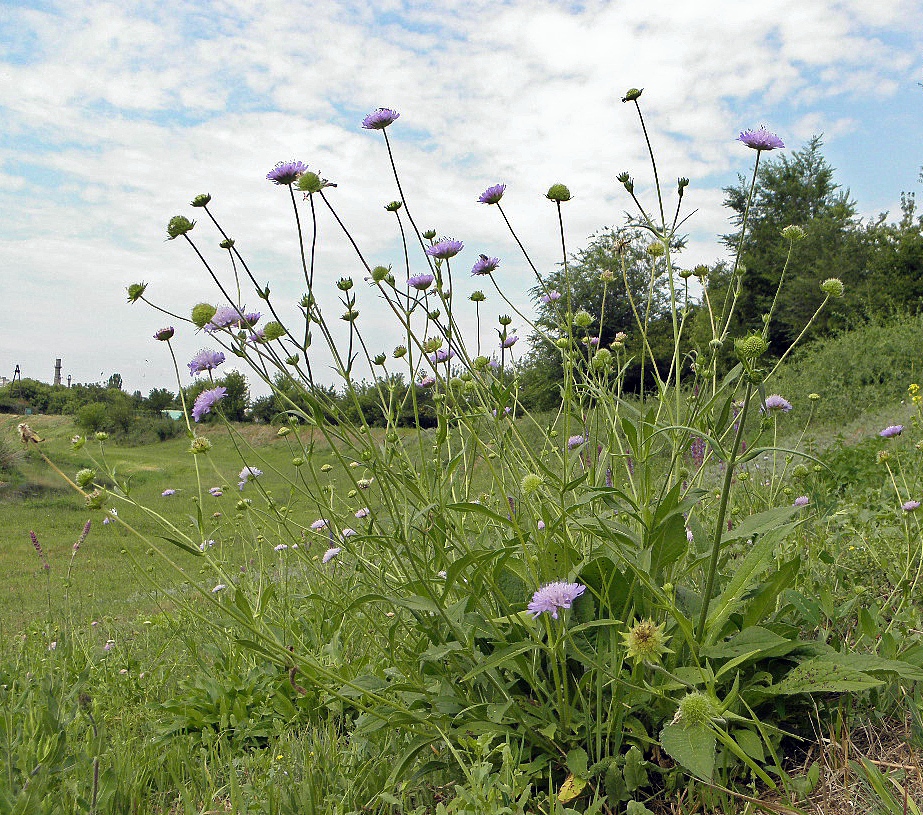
[527,582,586,619]
[471,255,500,276]
[880,425,904,438]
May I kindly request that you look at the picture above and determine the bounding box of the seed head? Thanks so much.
[191,303,217,329]
[734,333,768,362]
[622,87,643,102]
[675,691,714,726]
[820,277,844,298]
[545,183,572,202]
[127,282,148,303]
[166,215,195,240]
[190,193,211,208]
[621,618,670,664]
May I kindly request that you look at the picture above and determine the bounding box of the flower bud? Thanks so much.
[677,177,689,195]
[127,282,148,303]
[473,355,489,369]
[693,265,709,279]
[166,215,195,240]
[545,183,572,202]
[95,432,108,441]
[85,489,105,510]
[336,277,354,291]
[371,265,390,282]
[190,194,211,208]
[592,348,613,369]
[621,618,669,663]
[373,353,386,365]
[423,337,443,353]
[263,321,286,341]
[296,172,331,194]
[154,326,174,341]
[647,242,665,257]
[809,392,820,401]
[76,469,96,489]
[555,337,570,349]
[498,314,512,326]
[393,345,407,358]
[341,309,359,322]
[286,354,299,365]
[189,437,212,454]
[820,277,844,298]
[470,290,486,302]
[676,692,714,725]
[422,229,437,240]
[384,200,402,211]
[191,303,217,329]
[521,473,543,493]
[427,309,440,321]
[735,333,768,362]
[622,87,643,102]
[573,310,594,328]
[679,268,693,279]
[219,238,235,249]
[781,224,805,241]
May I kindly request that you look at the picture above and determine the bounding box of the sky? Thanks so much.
[2,0,921,398]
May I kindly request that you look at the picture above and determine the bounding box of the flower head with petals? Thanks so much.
[471,255,500,276]
[408,273,434,291]
[192,387,227,422]
[567,435,586,450]
[527,581,585,619]
[322,546,341,564]
[501,335,519,349]
[188,349,226,376]
[425,239,464,260]
[361,108,400,130]
[267,161,309,185]
[478,184,506,205]
[761,394,792,413]
[541,290,562,304]
[738,127,784,151]
[880,425,904,438]
[903,500,921,512]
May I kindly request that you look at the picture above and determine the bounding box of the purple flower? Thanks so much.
[362,108,400,130]
[478,183,506,204]
[793,495,810,507]
[205,305,241,331]
[161,489,177,497]
[418,375,436,387]
[154,327,174,341]
[880,425,904,438]
[238,311,261,328]
[761,394,792,413]
[429,349,454,364]
[355,507,370,519]
[738,127,784,151]
[686,528,694,543]
[690,437,706,468]
[471,255,500,276]
[209,487,223,497]
[341,528,357,538]
[322,546,341,564]
[408,273,434,291]
[425,239,464,260]
[212,583,227,593]
[192,386,227,422]
[501,335,519,349]
[274,543,288,551]
[567,435,586,450]
[188,349,226,376]
[267,161,308,185]
[527,581,586,619]
[903,500,920,512]
[537,520,546,530]
[311,519,328,531]
[541,290,562,304]
[239,466,262,483]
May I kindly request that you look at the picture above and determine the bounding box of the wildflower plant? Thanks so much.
[44,92,923,810]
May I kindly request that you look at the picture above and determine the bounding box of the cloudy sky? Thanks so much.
[2,0,921,397]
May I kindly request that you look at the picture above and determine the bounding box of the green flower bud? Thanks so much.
[781,224,805,241]
[735,333,769,362]
[820,277,844,298]
[622,87,643,102]
[737,471,750,481]
[677,177,689,194]
[427,309,440,321]
[555,337,570,349]
[320,463,333,472]
[422,229,437,240]
[384,200,402,212]
[545,183,572,202]
[676,692,714,726]
[190,193,211,208]
[373,353,386,365]
[191,303,217,328]
[498,314,512,326]
[341,309,359,322]
[166,215,195,240]
[473,355,489,369]
[286,354,300,365]
[76,469,96,489]
[792,464,810,479]
[219,238,235,249]
[236,499,250,511]
[809,392,820,400]
[521,473,543,494]
[336,277,354,291]
[573,310,594,328]
[387,431,399,443]
[693,264,709,279]
[470,290,486,302]
[189,437,212,454]
[292,457,304,467]
[393,345,407,359]
[295,172,330,194]
[621,618,669,664]
[263,321,286,341]
[423,337,443,353]
[592,348,613,369]
[95,432,108,441]
[85,489,105,510]
[617,172,634,193]
[127,282,148,303]
[277,427,290,437]
[647,242,665,257]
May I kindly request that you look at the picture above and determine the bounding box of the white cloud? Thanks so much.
[1,0,921,393]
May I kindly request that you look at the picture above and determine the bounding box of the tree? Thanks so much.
[718,137,863,349]
[146,388,176,412]
[107,373,123,390]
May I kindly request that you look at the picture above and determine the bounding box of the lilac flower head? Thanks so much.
[205,305,242,332]
[425,239,464,260]
[239,466,262,484]
[429,348,454,364]
[267,161,308,185]
[192,386,227,422]
[738,127,784,151]
[408,273,434,291]
[793,495,810,507]
[154,327,174,341]
[537,520,546,530]
[903,500,920,512]
[188,349,226,376]
[541,290,562,304]
[161,489,177,497]
[361,108,400,130]
[478,184,506,204]
[527,581,586,619]
[322,546,341,564]
[209,487,223,497]
[212,583,227,593]
[311,519,328,531]
[341,528,357,538]
[419,375,436,387]
[471,255,500,276]
[355,507,370,519]
[501,334,519,349]
[567,435,586,450]
[880,425,904,438]
[761,394,792,413]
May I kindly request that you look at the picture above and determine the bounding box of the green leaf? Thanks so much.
[659,722,715,781]
[721,505,800,544]
[158,535,203,556]
[758,657,884,696]
[566,747,588,778]
[741,556,800,628]
[626,802,656,815]
[701,626,802,662]
[623,746,648,792]
[460,642,537,682]
[732,729,765,762]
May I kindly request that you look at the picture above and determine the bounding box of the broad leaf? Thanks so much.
[660,721,715,781]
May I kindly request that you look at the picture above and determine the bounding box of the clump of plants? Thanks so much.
[37,92,923,812]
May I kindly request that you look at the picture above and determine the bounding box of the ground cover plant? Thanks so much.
[7,91,923,813]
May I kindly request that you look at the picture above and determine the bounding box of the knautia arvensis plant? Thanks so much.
[45,88,923,811]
